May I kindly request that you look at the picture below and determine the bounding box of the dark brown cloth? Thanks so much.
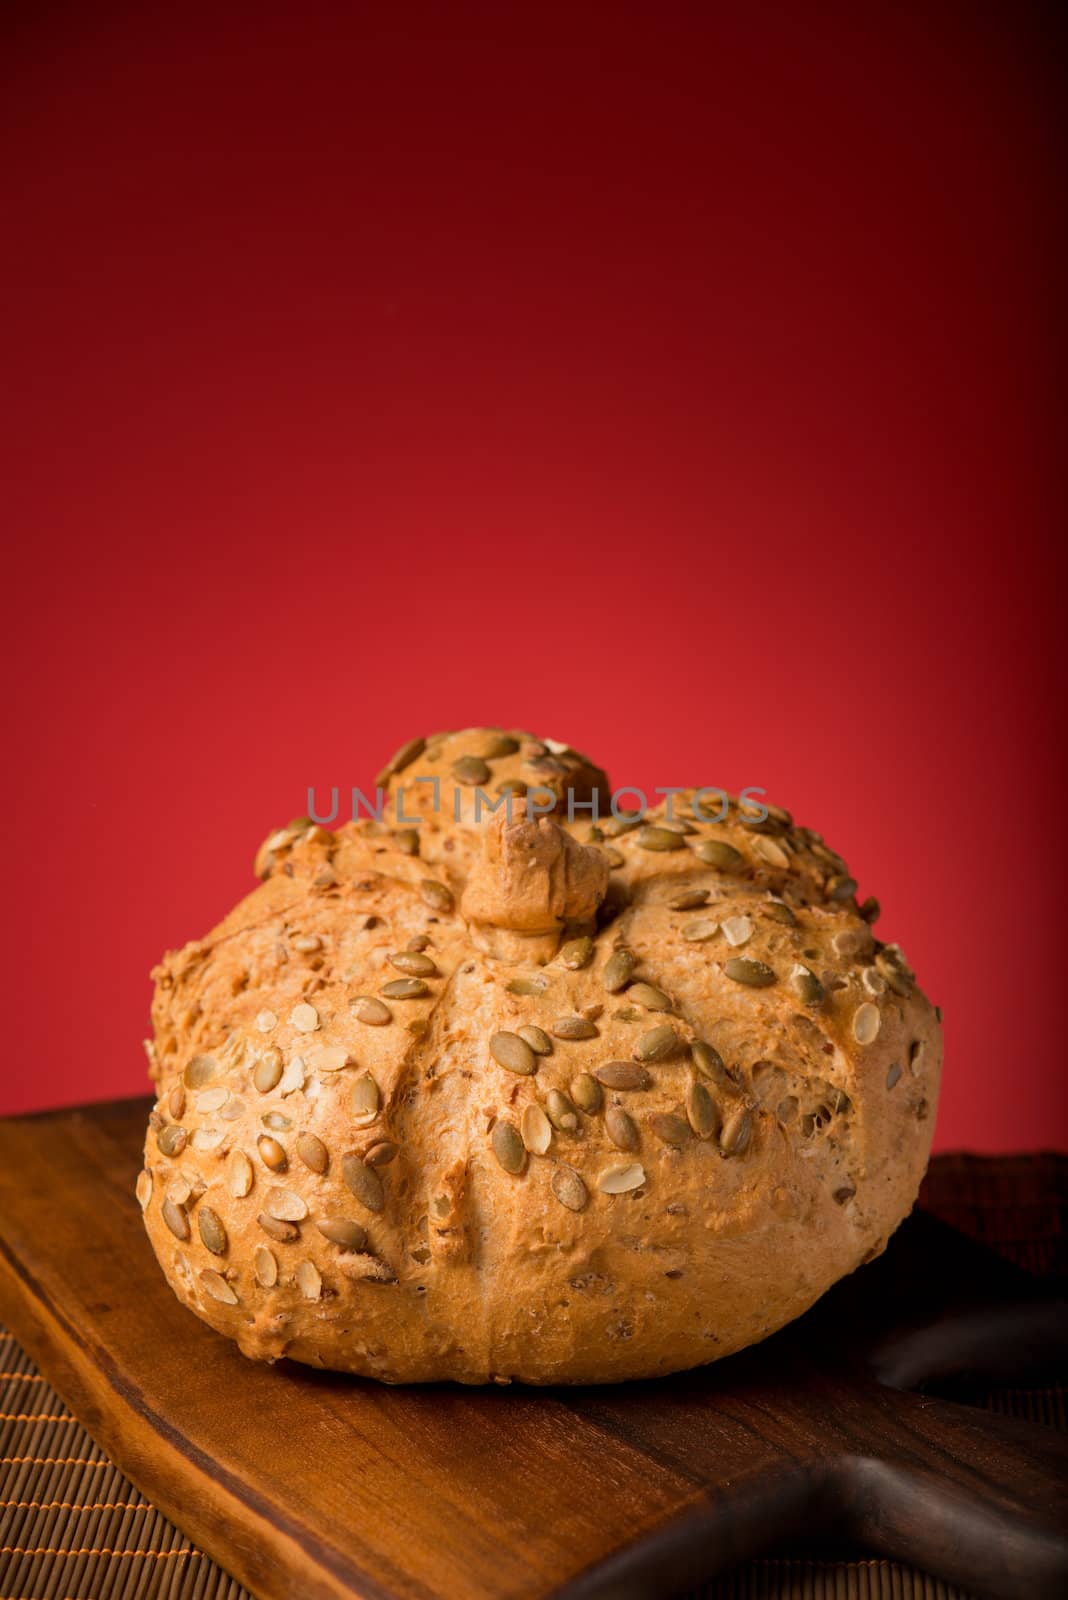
[1,1153,1063,1600]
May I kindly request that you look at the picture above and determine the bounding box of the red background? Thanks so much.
[2,3,1064,1149]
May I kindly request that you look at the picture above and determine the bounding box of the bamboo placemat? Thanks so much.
[1,1152,1064,1600]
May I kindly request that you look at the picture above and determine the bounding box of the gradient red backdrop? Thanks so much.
[2,3,1064,1149]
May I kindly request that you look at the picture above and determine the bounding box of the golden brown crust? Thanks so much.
[141,728,942,1384]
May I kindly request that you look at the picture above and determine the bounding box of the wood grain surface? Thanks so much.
[0,1099,1064,1600]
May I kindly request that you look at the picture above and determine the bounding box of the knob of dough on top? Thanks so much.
[460,802,610,962]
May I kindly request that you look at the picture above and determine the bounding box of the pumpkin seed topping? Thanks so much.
[598,1163,645,1194]
[691,1040,736,1092]
[601,950,637,992]
[254,1246,278,1286]
[266,1187,308,1222]
[605,1105,639,1150]
[517,1024,553,1056]
[853,1002,881,1045]
[481,732,521,758]
[753,836,790,870]
[764,899,797,926]
[721,915,753,948]
[308,1044,350,1074]
[381,978,430,999]
[296,1132,329,1174]
[595,1062,652,1091]
[827,875,858,903]
[490,1031,538,1075]
[252,1049,283,1094]
[289,1002,320,1034]
[859,896,881,923]
[635,1024,677,1063]
[389,951,438,977]
[377,735,426,787]
[628,982,672,1012]
[790,964,825,1006]
[342,1153,385,1213]
[365,1140,398,1167]
[420,879,454,913]
[724,957,777,988]
[546,1089,579,1132]
[297,1260,323,1301]
[316,1217,368,1250]
[491,1121,526,1174]
[393,828,420,856]
[571,1073,603,1114]
[551,1165,588,1211]
[720,1106,753,1156]
[521,1103,552,1155]
[862,967,887,996]
[136,1170,153,1211]
[200,1269,238,1306]
[695,839,745,871]
[257,1134,288,1171]
[157,1124,187,1157]
[682,918,718,942]
[559,936,595,970]
[506,975,547,997]
[354,996,392,1025]
[686,1081,719,1139]
[184,1054,220,1089]
[650,1112,691,1147]
[228,1149,254,1197]
[351,1074,381,1121]
[197,1208,227,1255]
[255,1011,278,1035]
[637,824,688,852]
[668,888,710,910]
[453,755,491,786]
[161,1197,190,1241]
[257,1212,298,1243]
[552,1016,599,1040]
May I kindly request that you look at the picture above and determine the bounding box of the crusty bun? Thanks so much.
[140,727,941,1384]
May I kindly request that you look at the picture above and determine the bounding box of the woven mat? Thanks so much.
[1,1153,1064,1600]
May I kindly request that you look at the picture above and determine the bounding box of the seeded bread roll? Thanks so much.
[140,728,942,1385]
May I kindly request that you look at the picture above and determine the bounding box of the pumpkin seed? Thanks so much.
[421,879,454,913]
[393,828,420,856]
[167,1084,185,1119]
[296,1132,329,1173]
[490,1030,538,1075]
[833,1186,857,1206]
[191,1126,225,1151]
[686,1081,719,1139]
[351,1075,381,1120]
[650,1113,691,1147]
[859,896,881,923]
[288,1002,320,1033]
[691,1040,736,1091]
[261,1111,291,1131]
[198,1207,227,1255]
[521,1103,552,1154]
[377,735,426,787]
[517,1025,553,1056]
[601,949,637,992]
[365,1140,398,1166]
[342,1154,385,1213]
[136,1170,153,1210]
[790,964,825,1005]
[389,951,438,976]
[559,936,595,970]
[552,1016,598,1040]
[628,981,672,1012]
[605,1105,639,1150]
[827,875,858,903]
[637,824,687,852]
[481,732,520,759]
[506,975,547,997]
[257,1135,288,1171]
[157,1124,187,1157]
[195,1087,229,1113]
[382,978,429,1000]
[316,1217,368,1249]
[724,957,776,988]
[266,1187,308,1222]
[682,918,718,942]
[228,1149,254,1197]
[668,888,710,910]
[257,1212,299,1242]
[551,1165,588,1211]
[297,1260,323,1300]
[721,916,753,948]
[635,1024,677,1063]
[595,1062,652,1090]
[720,1106,753,1156]
[695,839,745,871]
[162,1197,190,1240]
[255,1010,278,1034]
[753,836,790,870]
[354,996,392,1025]
[453,755,491,785]
[546,1089,579,1132]
[598,1163,645,1194]
[491,1121,526,1174]
[764,900,797,926]
[862,966,887,996]
[200,1268,238,1305]
[602,811,643,838]
[253,1051,284,1093]
[254,1246,278,1286]
[885,1062,902,1090]
[571,1072,603,1114]
[853,1003,881,1045]
[184,1054,219,1089]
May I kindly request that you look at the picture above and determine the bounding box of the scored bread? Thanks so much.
[140,727,941,1384]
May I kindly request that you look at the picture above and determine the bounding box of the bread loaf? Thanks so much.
[140,727,941,1383]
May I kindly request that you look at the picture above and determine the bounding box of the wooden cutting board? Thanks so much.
[0,1099,1065,1600]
